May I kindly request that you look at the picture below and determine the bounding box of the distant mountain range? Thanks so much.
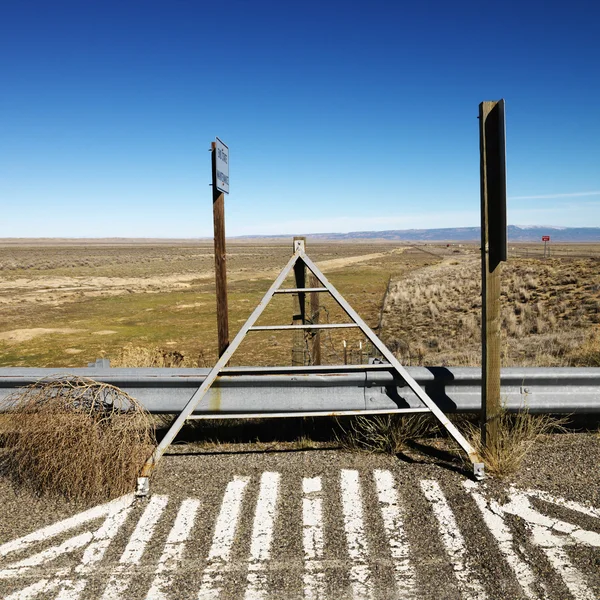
[240,226,600,243]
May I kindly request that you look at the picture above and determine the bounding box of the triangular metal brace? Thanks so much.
[137,243,484,494]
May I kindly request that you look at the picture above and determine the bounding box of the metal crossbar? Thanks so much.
[250,323,358,331]
[136,243,483,496]
[273,288,327,293]
[185,408,431,420]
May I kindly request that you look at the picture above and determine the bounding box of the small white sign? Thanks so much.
[215,137,229,194]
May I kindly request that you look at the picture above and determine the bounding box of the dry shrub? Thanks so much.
[467,408,567,479]
[1,377,156,500]
[571,327,600,366]
[112,343,208,368]
[336,414,436,454]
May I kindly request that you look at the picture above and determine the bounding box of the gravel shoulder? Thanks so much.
[1,432,599,599]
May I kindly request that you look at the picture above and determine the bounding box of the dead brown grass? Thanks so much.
[1,377,156,500]
[111,343,209,368]
[335,414,437,454]
[381,256,600,367]
[467,408,568,479]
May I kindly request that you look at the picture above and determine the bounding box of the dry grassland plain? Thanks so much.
[0,240,598,369]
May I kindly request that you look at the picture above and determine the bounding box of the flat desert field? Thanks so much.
[0,239,598,368]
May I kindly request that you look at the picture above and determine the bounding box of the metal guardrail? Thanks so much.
[1,366,599,414]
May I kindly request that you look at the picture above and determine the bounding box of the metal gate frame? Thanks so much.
[137,240,483,495]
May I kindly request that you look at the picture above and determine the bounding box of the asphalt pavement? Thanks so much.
[1,433,599,600]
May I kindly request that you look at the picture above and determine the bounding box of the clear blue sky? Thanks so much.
[1,0,599,237]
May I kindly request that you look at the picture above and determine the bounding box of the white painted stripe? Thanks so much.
[3,578,60,600]
[340,469,373,600]
[500,489,598,599]
[302,477,325,600]
[531,525,597,600]
[197,476,250,600]
[502,489,600,547]
[467,487,541,600]
[119,495,169,565]
[100,495,169,600]
[145,499,201,600]
[244,472,281,600]
[420,480,487,600]
[52,579,87,600]
[373,470,415,598]
[0,494,134,558]
[76,501,134,573]
[54,502,135,600]
[0,532,93,579]
[525,489,600,520]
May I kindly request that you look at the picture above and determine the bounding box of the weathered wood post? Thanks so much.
[211,138,230,357]
[292,237,307,365]
[479,100,507,449]
[310,274,321,365]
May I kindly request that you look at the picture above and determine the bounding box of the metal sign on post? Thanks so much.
[211,138,230,356]
[542,235,550,258]
[215,137,229,194]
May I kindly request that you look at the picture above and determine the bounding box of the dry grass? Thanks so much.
[381,255,600,367]
[1,377,156,500]
[571,327,600,366]
[467,408,568,479]
[111,343,209,368]
[336,414,437,454]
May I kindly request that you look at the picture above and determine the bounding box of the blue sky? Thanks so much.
[1,0,599,237]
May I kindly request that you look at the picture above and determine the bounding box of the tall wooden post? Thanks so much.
[212,141,229,357]
[479,100,507,448]
[292,237,307,366]
[310,274,321,365]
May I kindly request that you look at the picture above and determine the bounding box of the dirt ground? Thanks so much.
[0,240,442,367]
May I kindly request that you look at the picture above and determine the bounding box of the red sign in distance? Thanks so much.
[542,236,550,242]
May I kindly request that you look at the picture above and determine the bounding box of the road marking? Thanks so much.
[466,485,541,600]
[1,472,599,600]
[0,494,134,559]
[302,477,325,600]
[244,472,281,600]
[197,476,250,599]
[340,469,373,600]
[100,495,169,599]
[145,498,201,600]
[54,499,135,599]
[531,526,597,600]
[420,480,487,600]
[525,488,600,520]
[4,577,62,600]
[500,487,600,600]
[0,533,94,580]
[373,469,416,598]
[51,579,87,600]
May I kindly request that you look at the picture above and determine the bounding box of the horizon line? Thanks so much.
[2,223,600,241]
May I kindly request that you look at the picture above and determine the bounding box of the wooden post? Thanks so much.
[292,237,306,366]
[479,100,507,449]
[310,274,321,365]
[212,141,229,357]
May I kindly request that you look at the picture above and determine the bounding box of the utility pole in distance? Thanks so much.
[211,138,230,357]
[479,100,507,450]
